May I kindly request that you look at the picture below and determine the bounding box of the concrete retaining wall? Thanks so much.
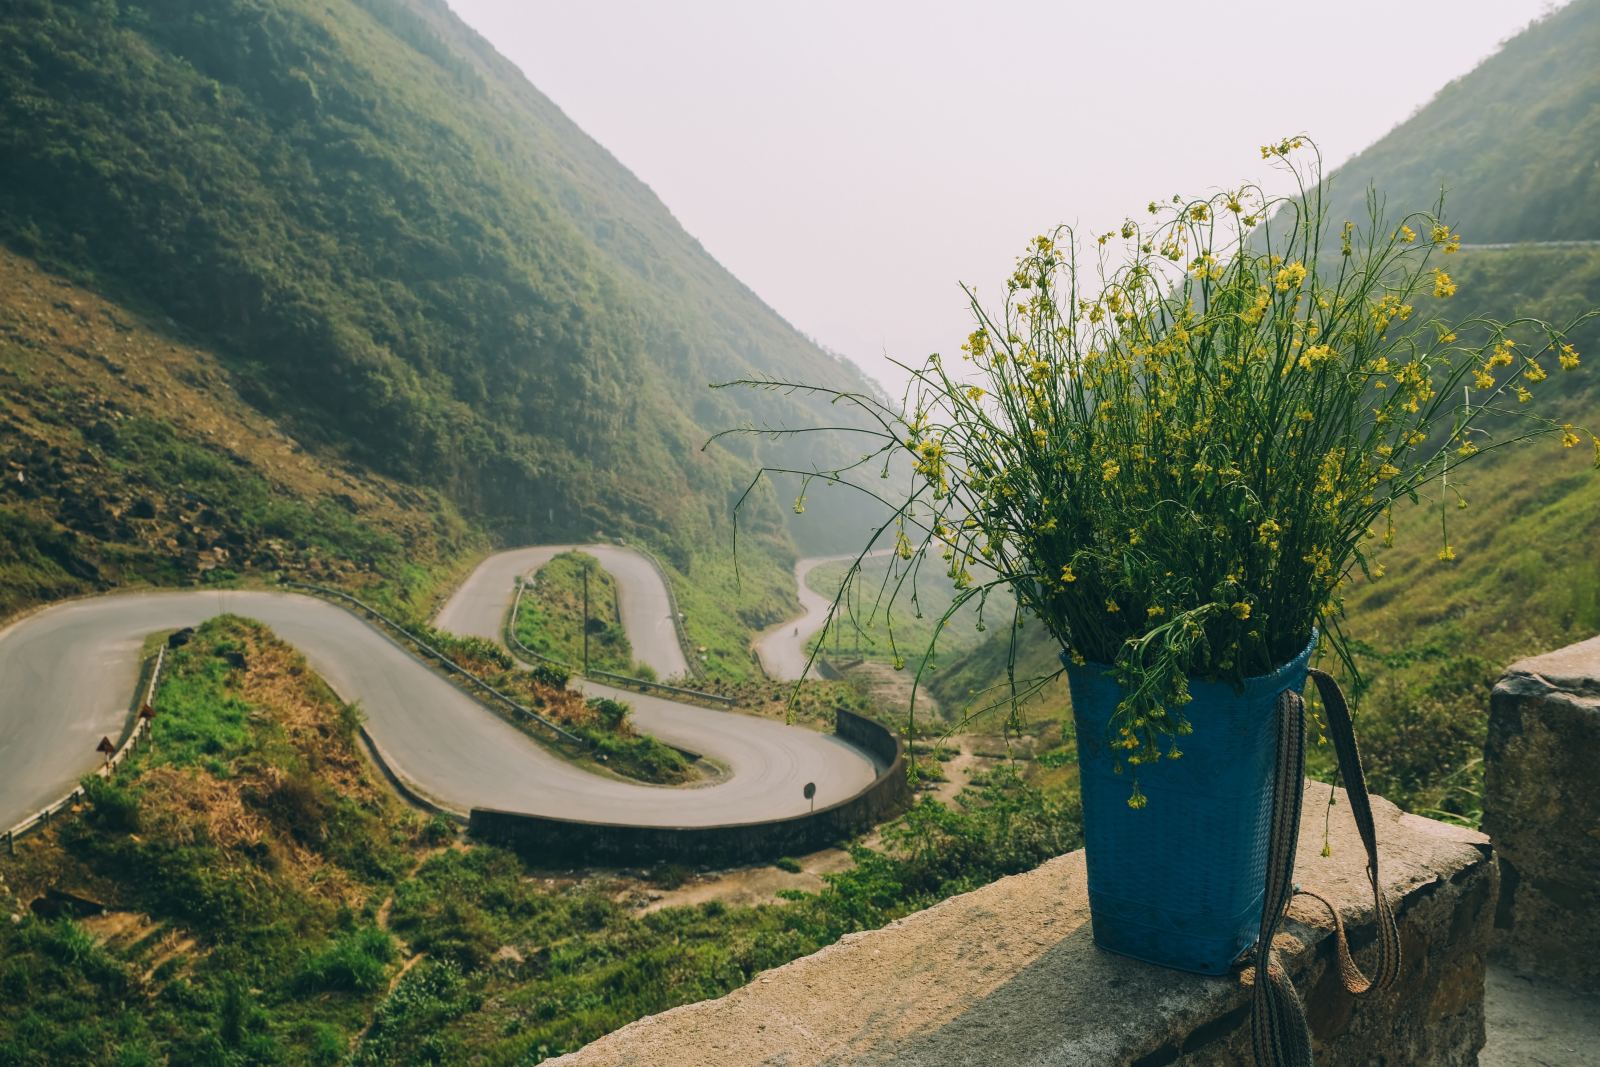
[547,782,1496,1066]
[468,708,911,867]
[1483,634,1600,992]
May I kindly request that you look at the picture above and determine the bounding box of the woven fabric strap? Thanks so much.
[1249,667,1402,1067]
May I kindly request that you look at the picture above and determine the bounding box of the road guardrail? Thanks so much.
[4,644,166,856]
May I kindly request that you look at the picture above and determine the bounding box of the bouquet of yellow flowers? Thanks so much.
[728,140,1595,799]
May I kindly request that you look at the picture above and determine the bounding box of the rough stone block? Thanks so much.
[1484,634,1600,993]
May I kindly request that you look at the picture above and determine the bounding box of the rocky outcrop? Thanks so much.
[549,781,1494,1066]
[1484,635,1600,993]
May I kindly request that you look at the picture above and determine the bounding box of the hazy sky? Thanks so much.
[447,1,1563,391]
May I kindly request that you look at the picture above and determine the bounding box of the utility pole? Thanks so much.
[581,563,591,674]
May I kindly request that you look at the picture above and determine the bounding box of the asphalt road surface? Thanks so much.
[1,553,879,832]
[752,552,895,681]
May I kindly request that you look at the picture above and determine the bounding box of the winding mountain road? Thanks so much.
[752,556,849,681]
[0,547,879,834]
[753,551,895,681]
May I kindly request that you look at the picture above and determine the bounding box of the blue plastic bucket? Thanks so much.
[1062,634,1315,975]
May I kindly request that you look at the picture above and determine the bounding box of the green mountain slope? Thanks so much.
[0,0,878,579]
[1315,0,1600,243]
[0,245,481,620]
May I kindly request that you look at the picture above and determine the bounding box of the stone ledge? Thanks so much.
[1484,634,1600,992]
[552,781,1493,1066]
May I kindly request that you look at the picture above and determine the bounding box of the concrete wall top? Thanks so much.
[550,781,1493,1066]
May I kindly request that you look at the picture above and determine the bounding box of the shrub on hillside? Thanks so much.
[80,774,140,833]
[298,927,396,993]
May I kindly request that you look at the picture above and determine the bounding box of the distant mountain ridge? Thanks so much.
[1315,0,1600,244]
[0,0,877,565]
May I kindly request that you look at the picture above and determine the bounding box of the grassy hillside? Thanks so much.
[805,556,1014,674]
[0,617,439,1066]
[1332,436,1600,820]
[0,0,887,650]
[0,616,1080,1065]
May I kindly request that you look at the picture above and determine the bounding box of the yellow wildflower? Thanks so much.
[1101,460,1121,482]
[1562,425,1581,449]
[1432,269,1456,298]
[1232,601,1251,620]
[1438,545,1456,562]
[1060,563,1078,584]
[1559,344,1581,370]
[1297,343,1335,371]
[1274,261,1307,292]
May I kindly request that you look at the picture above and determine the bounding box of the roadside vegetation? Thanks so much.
[411,624,695,787]
[664,540,799,683]
[0,617,428,1066]
[512,552,640,676]
[0,617,1081,1066]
